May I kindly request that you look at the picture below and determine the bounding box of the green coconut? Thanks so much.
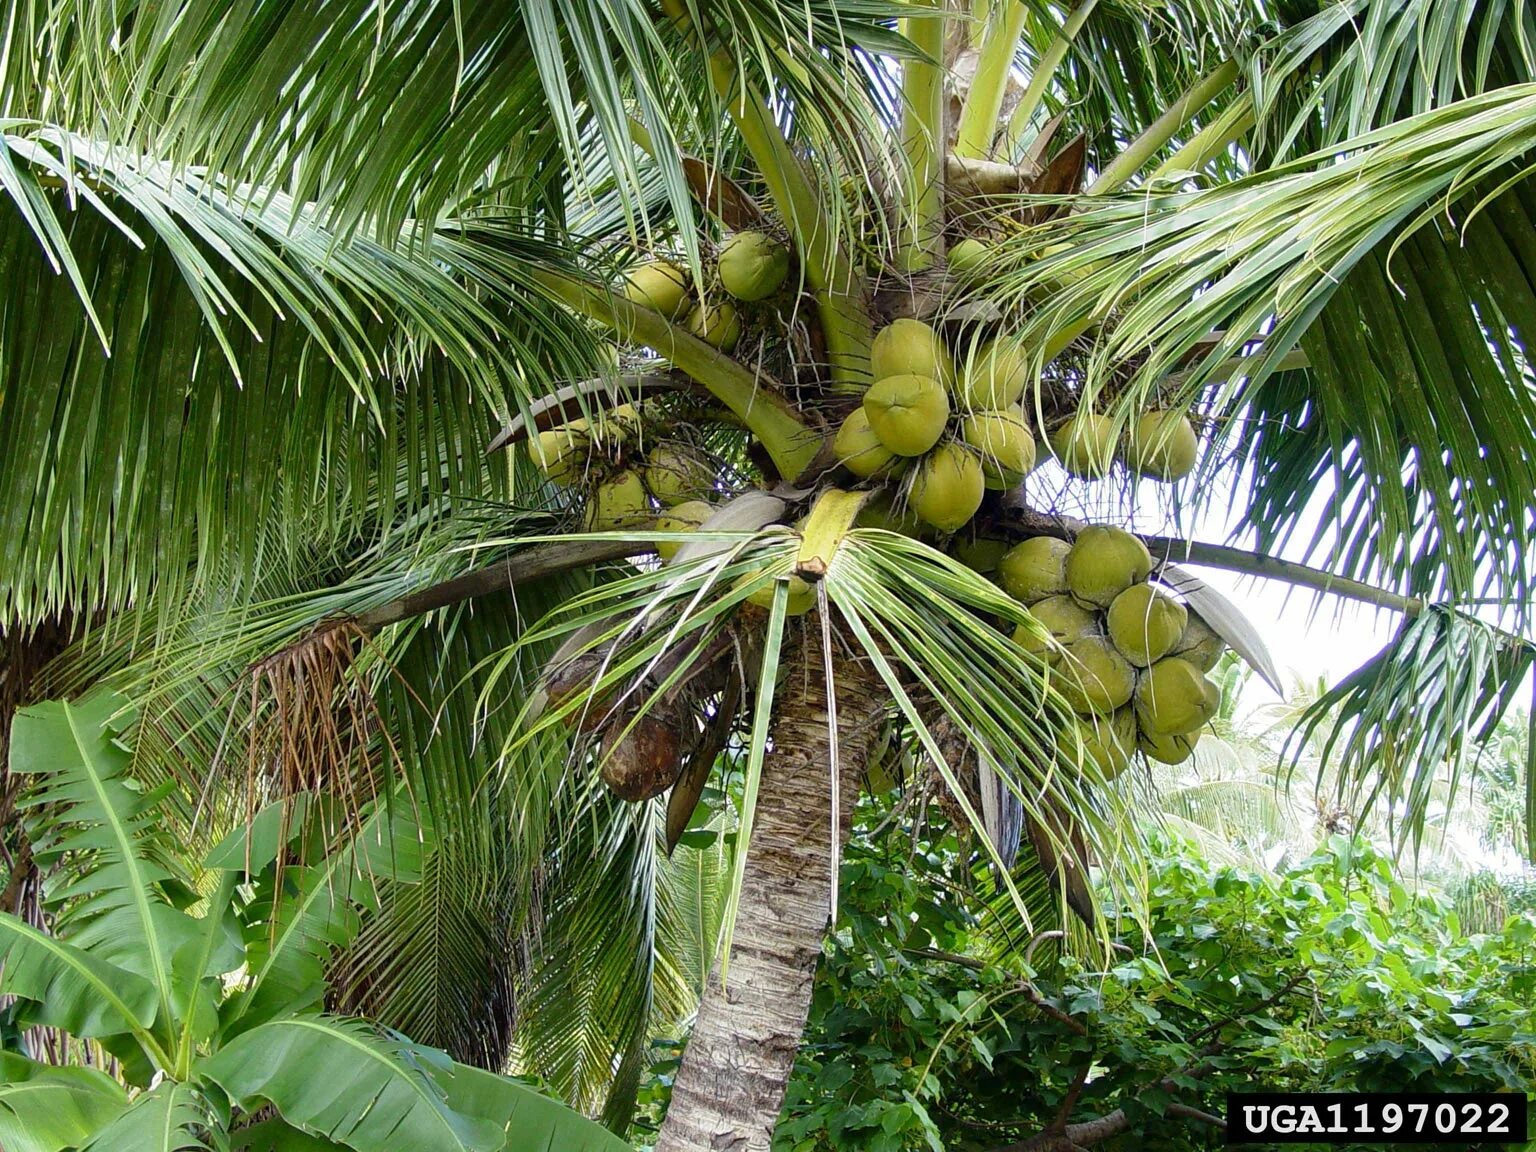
[834,408,898,478]
[718,231,790,301]
[644,443,715,506]
[870,319,954,385]
[863,373,951,456]
[592,403,643,447]
[530,422,589,485]
[745,573,817,615]
[1058,636,1137,715]
[584,470,652,531]
[1138,726,1200,766]
[655,499,714,562]
[621,260,690,318]
[953,533,1010,574]
[685,300,742,351]
[997,536,1071,603]
[1076,708,1138,780]
[1048,411,1117,478]
[1012,594,1098,662]
[948,237,990,277]
[855,493,926,539]
[1065,525,1153,609]
[1122,410,1199,481]
[960,406,1036,487]
[957,338,1031,411]
[1134,657,1220,736]
[1171,612,1224,671]
[1106,583,1188,667]
[909,442,985,533]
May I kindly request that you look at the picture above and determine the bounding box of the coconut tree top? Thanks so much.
[1,0,1534,1146]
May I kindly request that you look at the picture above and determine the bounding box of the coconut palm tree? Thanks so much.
[2,1,1535,1149]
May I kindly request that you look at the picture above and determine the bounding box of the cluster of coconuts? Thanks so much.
[997,526,1226,777]
[529,403,719,557]
[834,319,1039,533]
[617,229,793,353]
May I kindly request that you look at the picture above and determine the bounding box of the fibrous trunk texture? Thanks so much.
[654,638,884,1152]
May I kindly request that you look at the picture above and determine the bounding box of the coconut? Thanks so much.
[592,403,643,448]
[855,493,926,539]
[1134,657,1220,736]
[863,374,950,456]
[870,319,954,385]
[644,443,715,506]
[960,406,1035,487]
[1106,583,1188,667]
[957,338,1031,411]
[718,231,790,301]
[621,260,689,318]
[1057,636,1137,715]
[584,470,651,530]
[1064,526,1153,609]
[1138,726,1200,766]
[745,573,817,615]
[948,237,990,277]
[953,534,1010,574]
[1076,708,1138,780]
[908,442,985,533]
[1123,411,1199,481]
[685,301,742,351]
[1012,594,1098,662]
[1047,412,1117,478]
[997,536,1071,603]
[1171,612,1224,671]
[600,716,683,802]
[530,423,588,485]
[654,499,713,562]
[834,408,898,478]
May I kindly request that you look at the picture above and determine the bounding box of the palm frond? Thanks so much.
[1286,606,1536,858]
[985,86,1536,607]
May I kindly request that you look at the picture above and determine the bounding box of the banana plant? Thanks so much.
[0,693,628,1152]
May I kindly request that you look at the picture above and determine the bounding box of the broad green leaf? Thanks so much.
[200,1016,502,1152]
[78,1082,216,1152]
[429,1061,634,1152]
[232,1119,347,1150]
[11,693,198,1027]
[0,911,158,1039]
[0,1055,128,1152]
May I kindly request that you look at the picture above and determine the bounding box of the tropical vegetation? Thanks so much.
[0,0,1533,1148]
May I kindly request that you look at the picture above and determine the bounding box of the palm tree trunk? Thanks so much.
[655,640,883,1152]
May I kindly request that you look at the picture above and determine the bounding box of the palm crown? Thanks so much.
[0,0,1533,1148]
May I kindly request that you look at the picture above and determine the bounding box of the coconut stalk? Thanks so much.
[953,0,1030,161]
[898,2,947,271]
[1151,91,1256,179]
[532,270,824,479]
[659,0,874,387]
[1087,59,1240,194]
[1004,0,1101,158]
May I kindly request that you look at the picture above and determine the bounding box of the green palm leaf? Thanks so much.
[430,1060,635,1152]
[199,1017,503,1152]
[0,1055,128,1152]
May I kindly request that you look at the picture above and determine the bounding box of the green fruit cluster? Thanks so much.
[1047,407,1201,482]
[999,525,1227,778]
[528,400,719,536]
[836,320,1040,535]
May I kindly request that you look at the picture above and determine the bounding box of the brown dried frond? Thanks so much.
[243,618,404,845]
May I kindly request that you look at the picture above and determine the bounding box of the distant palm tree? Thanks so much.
[1,2,1535,1148]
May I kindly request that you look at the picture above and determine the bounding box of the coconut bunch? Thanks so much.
[529,399,721,540]
[833,319,1040,534]
[619,228,793,349]
[998,526,1226,778]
